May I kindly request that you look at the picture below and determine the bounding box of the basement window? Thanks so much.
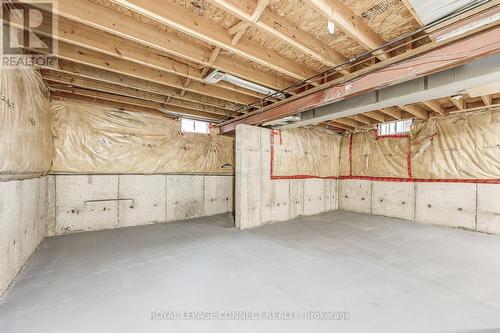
[377,119,412,137]
[181,118,210,134]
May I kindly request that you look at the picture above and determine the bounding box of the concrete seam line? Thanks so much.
[475,183,478,231]
[165,175,168,222]
[117,175,120,227]
[413,182,417,222]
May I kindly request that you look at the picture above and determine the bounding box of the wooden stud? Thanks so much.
[423,100,447,115]
[398,105,429,120]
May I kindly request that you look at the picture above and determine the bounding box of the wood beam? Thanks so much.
[109,0,319,81]
[229,0,269,45]
[334,118,362,128]
[350,114,373,125]
[37,16,270,101]
[363,111,386,123]
[50,86,223,119]
[481,95,492,106]
[379,107,402,120]
[40,0,292,91]
[304,0,388,60]
[206,0,349,71]
[219,26,500,133]
[400,0,425,27]
[45,78,237,117]
[449,96,465,110]
[48,42,260,105]
[201,47,222,78]
[398,105,429,120]
[41,67,240,112]
[229,21,249,35]
[51,91,221,120]
[53,40,263,99]
[422,100,447,115]
[328,121,354,131]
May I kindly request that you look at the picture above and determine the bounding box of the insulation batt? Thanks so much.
[351,131,408,178]
[274,110,500,180]
[411,111,500,179]
[0,68,52,181]
[271,127,341,177]
[50,101,234,174]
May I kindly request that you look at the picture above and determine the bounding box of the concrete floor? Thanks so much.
[1,211,500,332]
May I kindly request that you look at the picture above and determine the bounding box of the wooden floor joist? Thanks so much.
[111,0,319,81]
[219,25,500,133]
[46,80,237,117]
[46,55,259,106]
[16,0,494,126]
[423,100,447,115]
[205,0,349,72]
[45,0,293,90]
[52,41,264,101]
[41,68,240,112]
[51,91,223,120]
[398,105,429,120]
[304,0,388,60]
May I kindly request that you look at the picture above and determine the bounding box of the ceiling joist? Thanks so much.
[44,77,237,116]
[47,0,292,91]
[49,85,227,119]
[206,0,349,72]
[42,62,241,110]
[398,105,429,120]
[50,42,260,105]
[304,0,388,60]
[110,0,319,81]
[51,91,221,120]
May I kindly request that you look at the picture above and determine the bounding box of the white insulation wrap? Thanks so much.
[0,69,52,181]
[271,128,341,178]
[50,101,234,174]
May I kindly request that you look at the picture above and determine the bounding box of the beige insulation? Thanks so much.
[339,135,350,176]
[0,69,52,181]
[411,110,500,179]
[351,131,409,178]
[50,101,234,174]
[271,127,341,177]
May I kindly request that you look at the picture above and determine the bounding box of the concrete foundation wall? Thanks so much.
[339,179,500,234]
[235,125,338,229]
[50,174,234,235]
[0,176,54,296]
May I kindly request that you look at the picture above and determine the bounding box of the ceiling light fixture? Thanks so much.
[327,21,335,34]
[203,70,286,99]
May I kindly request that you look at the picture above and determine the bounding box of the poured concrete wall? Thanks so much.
[49,174,233,235]
[338,179,500,234]
[0,176,54,296]
[235,125,337,229]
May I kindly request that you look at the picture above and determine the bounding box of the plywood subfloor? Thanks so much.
[2,211,500,332]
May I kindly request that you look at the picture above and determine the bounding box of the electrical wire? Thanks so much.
[219,0,494,123]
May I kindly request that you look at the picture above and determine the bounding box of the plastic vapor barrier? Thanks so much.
[50,101,234,174]
[333,110,500,182]
[271,127,341,178]
[412,110,500,180]
[351,132,408,178]
[339,135,351,176]
[0,68,51,181]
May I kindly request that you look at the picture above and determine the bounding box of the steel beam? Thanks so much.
[220,26,500,133]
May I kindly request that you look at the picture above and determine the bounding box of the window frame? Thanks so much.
[180,118,210,134]
[376,119,412,138]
